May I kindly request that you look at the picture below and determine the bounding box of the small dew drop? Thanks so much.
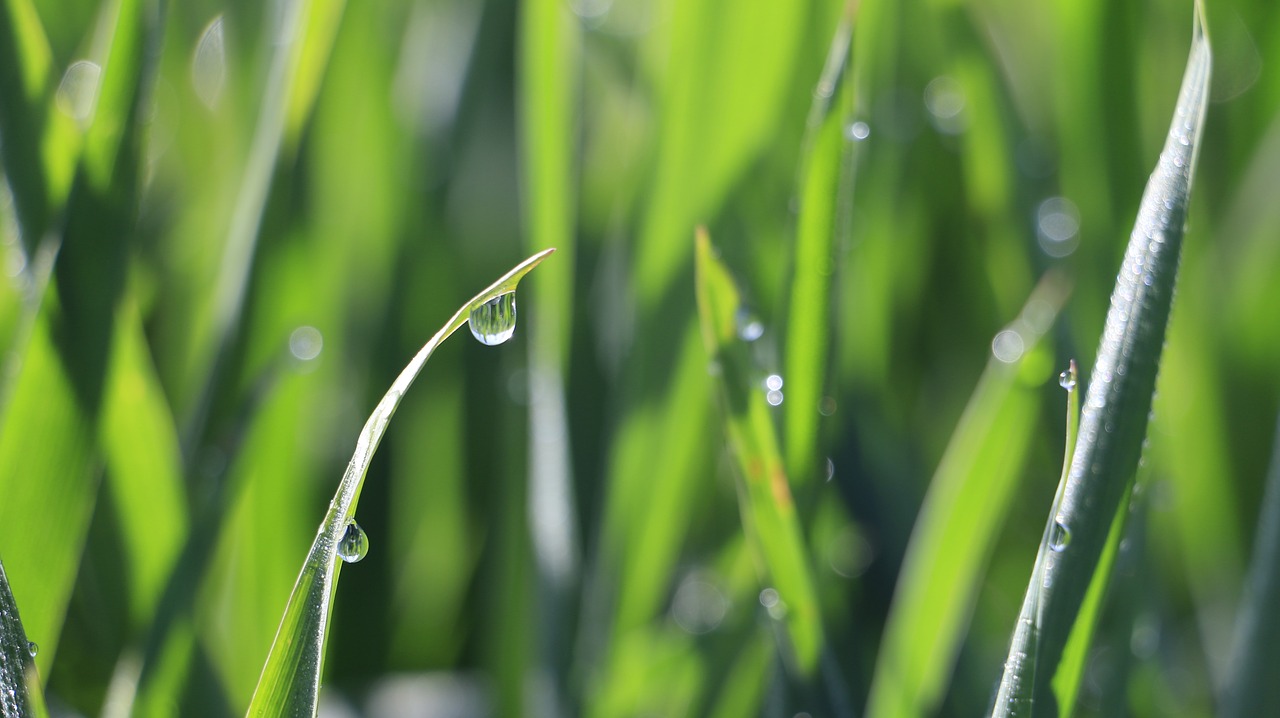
[56,60,103,125]
[1059,371,1077,391]
[735,307,764,341]
[26,641,37,658]
[818,396,837,416]
[469,292,517,346]
[991,329,1025,363]
[764,374,783,391]
[1036,196,1081,258]
[289,326,323,361]
[671,573,728,635]
[844,121,871,141]
[337,520,369,564]
[766,390,784,406]
[1049,521,1071,552]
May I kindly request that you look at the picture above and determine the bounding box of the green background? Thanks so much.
[0,0,1276,715]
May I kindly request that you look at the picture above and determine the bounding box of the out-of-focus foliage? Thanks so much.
[0,0,1276,715]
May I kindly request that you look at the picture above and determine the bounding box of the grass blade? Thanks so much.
[993,3,1211,715]
[0,559,48,718]
[866,277,1067,718]
[1223,411,1280,717]
[246,248,553,717]
[784,1,858,487]
[695,228,822,676]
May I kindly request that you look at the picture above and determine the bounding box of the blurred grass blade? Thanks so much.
[0,0,157,679]
[784,0,859,487]
[1223,411,1280,717]
[0,559,48,718]
[993,4,1210,715]
[247,248,553,717]
[695,228,822,676]
[518,0,580,710]
[865,276,1067,718]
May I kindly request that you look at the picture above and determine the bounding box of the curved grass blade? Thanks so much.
[695,229,822,676]
[865,277,1068,718]
[993,4,1210,715]
[246,248,554,717]
[0,559,48,718]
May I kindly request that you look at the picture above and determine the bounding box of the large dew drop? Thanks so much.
[469,293,517,346]
[27,641,37,658]
[337,520,369,564]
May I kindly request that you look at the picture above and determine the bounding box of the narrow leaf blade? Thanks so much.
[247,249,552,716]
[993,4,1211,715]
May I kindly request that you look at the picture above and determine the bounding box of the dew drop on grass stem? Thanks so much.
[735,306,764,341]
[337,520,369,564]
[1059,371,1077,391]
[469,292,517,346]
[1049,521,1071,552]
[27,641,37,658]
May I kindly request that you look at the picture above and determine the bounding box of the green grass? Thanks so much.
[0,0,1277,715]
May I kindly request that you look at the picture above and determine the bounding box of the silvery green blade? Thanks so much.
[246,249,553,717]
[0,559,48,718]
[993,3,1210,716]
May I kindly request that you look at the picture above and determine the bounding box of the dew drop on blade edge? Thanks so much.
[469,292,517,346]
[337,520,370,563]
[1049,521,1071,552]
[26,641,37,658]
[1059,370,1077,391]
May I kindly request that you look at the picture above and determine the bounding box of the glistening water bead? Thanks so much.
[469,292,517,346]
[1059,370,1077,391]
[337,520,369,563]
[1049,521,1072,552]
[27,641,37,658]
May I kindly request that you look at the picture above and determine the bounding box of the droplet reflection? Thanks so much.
[337,520,370,563]
[469,293,518,346]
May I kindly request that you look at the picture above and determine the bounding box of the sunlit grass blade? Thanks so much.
[993,3,1211,715]
[246,248,553,717]
[865,276,1067,718]
[695,228,822,676]
[1222,412,1280,717]
[0,559,48,718]
[518,0,579,709]
[0,0,156,679]
[784,0,858,488]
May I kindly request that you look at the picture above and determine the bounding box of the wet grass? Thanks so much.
[0,0,1277,715]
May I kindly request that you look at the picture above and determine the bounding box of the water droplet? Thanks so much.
[764,374,783,391]
[991,329,1025,363]
[818,396,837,416]
[1049,521,1071,552]
[766,390,784,406]
[1059,371,1077,391]
[844,121,871,141]
[289,326,323,361]
[193,16,226,109]
[923,75,967,134]
[337,520,369,563]
[469,292,517,346]
[735,307,764,341]
[56,60,103,125]
[671,573,728,635]
[759,587,780,608]
[1036,196,1081,258]
[824,457,835,482]
[26,641,37,658]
